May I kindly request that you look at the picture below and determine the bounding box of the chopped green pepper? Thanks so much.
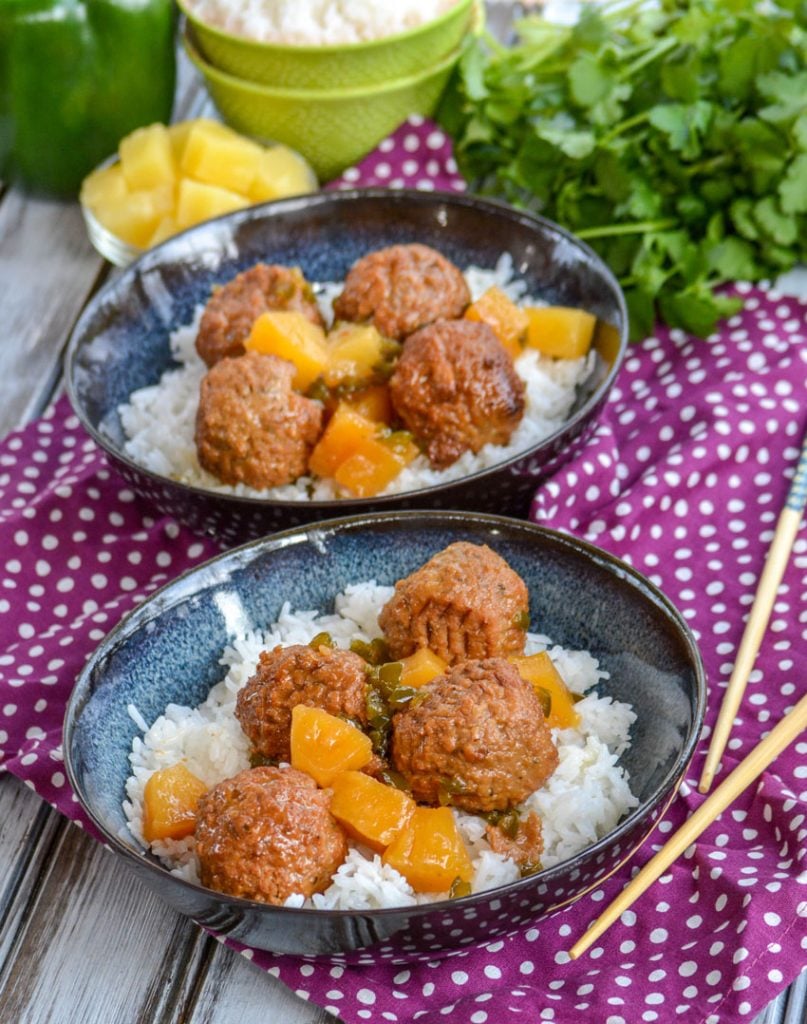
[0,0,176,196]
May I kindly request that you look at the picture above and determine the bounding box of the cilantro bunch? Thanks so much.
[439,0,807,339]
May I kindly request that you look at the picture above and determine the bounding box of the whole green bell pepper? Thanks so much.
[0,0,176,197]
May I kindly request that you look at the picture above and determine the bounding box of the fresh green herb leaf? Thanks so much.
[439,0,807,341]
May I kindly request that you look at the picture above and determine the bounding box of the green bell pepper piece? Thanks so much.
[0,0,176,197]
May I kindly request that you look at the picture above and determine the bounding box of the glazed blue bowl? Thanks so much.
[65,189,628,545]
[64,511,705,958]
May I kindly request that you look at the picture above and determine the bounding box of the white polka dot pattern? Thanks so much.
[1,120,806,1024]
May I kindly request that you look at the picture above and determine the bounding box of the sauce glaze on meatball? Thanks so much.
[388,319,525,468]
[195,351,323,489]
[390,658,558,813]
[195,766,347,904]
[332,243,470,341]
[378,541,529,665]
[235,643,369,763]
[196,263,324,367]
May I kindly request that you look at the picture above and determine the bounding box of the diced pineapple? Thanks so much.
[119,123,176,192]
[324,323,386,388]
[465,285,529,359]
[181,119,264,196]
[290,705,373,787]
[245,310,329,390]
[167,118,229,165]
[399,648,447,689]
[94,184,174,248]
[343,384,392,424]
[383,806,473,893]
[308,404,378,479]
[333,432,419,497]
[250,144,317,201]
[80,162,128,211]
[174,178,249,230]
[525,306,596,359]
[147,215,180,247]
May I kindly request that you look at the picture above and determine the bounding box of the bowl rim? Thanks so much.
[183,20,464,99]
[65,186,630,513]
[176,0,475,58]
[63,509,707,925]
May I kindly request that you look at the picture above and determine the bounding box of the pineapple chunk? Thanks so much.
[245,310,329,391]
[465,285,529,359]
[174,178,249,230]
[80,162,128,211]
[333,432,419,497]
[119,123,176,192]
[167,118,229,165]
[181,120,263,196]
[308,404,378,479]
[324,323,386,388]
[94,184,174,248]
[250,144,317,201]
[525,306,596,359]
[147,215,180,247]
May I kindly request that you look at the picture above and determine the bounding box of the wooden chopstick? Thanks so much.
[698,433,807,794]
[568,691,807,960]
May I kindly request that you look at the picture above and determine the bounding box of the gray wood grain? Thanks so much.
[0,191,105,432]
[186,942,335,1024]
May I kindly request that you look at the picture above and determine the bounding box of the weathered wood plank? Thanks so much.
[186,941,337,1024]
[0,192,106,433]
[0,777,64,965]
[0,814,206,1024]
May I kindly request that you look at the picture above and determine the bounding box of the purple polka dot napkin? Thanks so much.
[1,118,806,1024]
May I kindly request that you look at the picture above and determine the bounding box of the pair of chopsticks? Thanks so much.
[570,432,807,960]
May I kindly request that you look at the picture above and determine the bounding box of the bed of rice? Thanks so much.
[183,0,460,46]
[117,255,596,501]
[123,580,638,910]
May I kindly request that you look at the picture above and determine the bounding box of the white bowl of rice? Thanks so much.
[63,511,706,956]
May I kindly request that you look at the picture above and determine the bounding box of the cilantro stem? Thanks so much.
[577,219,678,239]
[623,36,679,77]
[600,110,652,143]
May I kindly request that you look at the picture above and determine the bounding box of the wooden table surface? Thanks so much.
[0,18,805,1024]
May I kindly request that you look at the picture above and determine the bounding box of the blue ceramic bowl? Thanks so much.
[66,189,628,545]
[64,511,705,957]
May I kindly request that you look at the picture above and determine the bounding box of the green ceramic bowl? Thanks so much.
[177,0,475,89]
[184,27,462,181]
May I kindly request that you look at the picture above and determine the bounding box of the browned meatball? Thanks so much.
[195,766,347,904]
[195,351,323,489]
[485,810,544,869]
[236,643,369,762]
[196,263,324,367]
[332,243,470,341]
[390,658,558,813]
[378,541,529,665]
[388,319,525,468]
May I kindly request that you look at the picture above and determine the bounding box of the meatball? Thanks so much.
[388,319,525,468]
[390,658,558,813]
[332,243,470,341]
[195,351,323,489]
[378,541,529,665]
[485,810,544,870]
[195,766,347,904]
[236,643,369,762]
[196,263,324,367]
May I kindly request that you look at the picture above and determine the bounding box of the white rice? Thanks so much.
[117,254,595,500]
[184,0,460,45]
[124,581,639,907]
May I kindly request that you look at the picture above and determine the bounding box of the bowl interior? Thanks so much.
[67,189,628,507]
[66,513,704,905]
